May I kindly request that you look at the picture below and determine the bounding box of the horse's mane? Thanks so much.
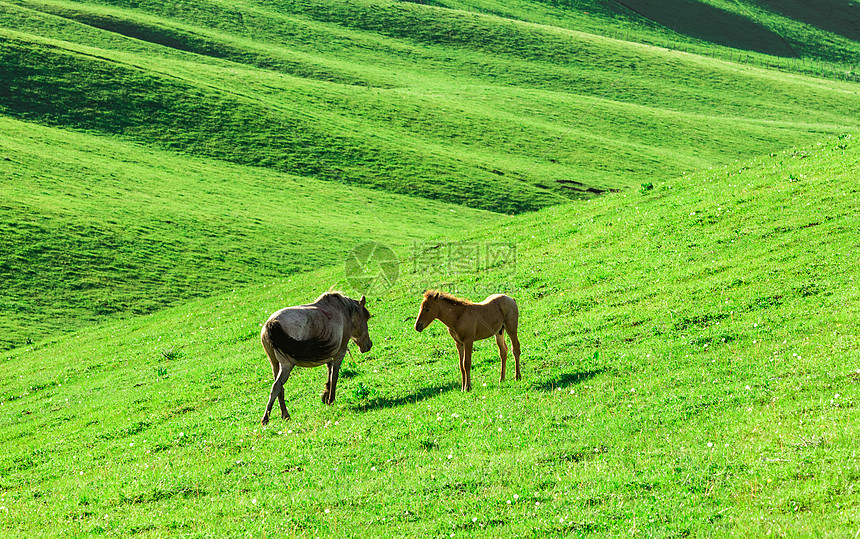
[424,289,473,306]
[317,291,368,317]
[317,291,353,311]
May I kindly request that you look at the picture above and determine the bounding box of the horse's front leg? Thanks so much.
[455,341,466,391]
[262,362,294,425]
[463,341,473,391]
[322,353,345,405]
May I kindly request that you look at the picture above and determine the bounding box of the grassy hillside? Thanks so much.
[5,0,860,350]
[2,0,859,214]
[0,115,502,351]
[446,0,860,66]
[1,134,857,536]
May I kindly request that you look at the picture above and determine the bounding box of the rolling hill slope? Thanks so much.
[0,115,502,351]
[0,134,857,537]
[3,0,860,350]
[2,0,859,213]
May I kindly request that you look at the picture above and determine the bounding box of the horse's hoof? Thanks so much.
[321,391,329,404]
[261,416,269,426]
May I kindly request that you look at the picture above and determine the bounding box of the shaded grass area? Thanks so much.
[0,135,858,536]
[614,0,797,56]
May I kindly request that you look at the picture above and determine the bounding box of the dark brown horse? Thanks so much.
[260,292,372,425]
[414,290,521,391]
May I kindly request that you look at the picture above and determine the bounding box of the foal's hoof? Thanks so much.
[321,391,330,404]
[261,416,270,426]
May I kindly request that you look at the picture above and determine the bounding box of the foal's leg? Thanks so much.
[463,341,473,391]
[496,332,508,382]
[322,354,345,405]
[455,341,466,391]
[508,324,522,381]
[262,363,294,425]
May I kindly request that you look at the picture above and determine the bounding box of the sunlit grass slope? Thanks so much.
[0,115,501,351]
[1,134,857,537]
[445,0,860,65]
[1,0,859,213]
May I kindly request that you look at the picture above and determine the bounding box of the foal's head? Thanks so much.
[414,290,445,332]
[351,295,373,353]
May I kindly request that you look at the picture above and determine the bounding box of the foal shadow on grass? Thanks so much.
[531,368,608,392]
[350,383,455,412]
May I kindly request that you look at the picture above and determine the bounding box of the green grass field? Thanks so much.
[1,135,858,536]
[2,0,860,536]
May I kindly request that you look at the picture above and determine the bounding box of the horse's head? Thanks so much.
[351,296,373,353]
[414,291,439,332]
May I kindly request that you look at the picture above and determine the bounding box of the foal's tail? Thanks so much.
[500,295,519,334]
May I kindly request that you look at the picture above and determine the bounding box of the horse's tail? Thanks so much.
[501,295,519,333]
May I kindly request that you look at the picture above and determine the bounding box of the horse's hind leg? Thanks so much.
[262,363,293,425]
[496,332,508,382]
[262,339,289,419]
[509,328,521,381]
[505,312,522,381]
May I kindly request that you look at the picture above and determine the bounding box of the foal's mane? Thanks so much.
[424,290,473,306]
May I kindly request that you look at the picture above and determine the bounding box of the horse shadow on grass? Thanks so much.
[349,383,456,412]
[531,368,609,393]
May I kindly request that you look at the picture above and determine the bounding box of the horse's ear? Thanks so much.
[359,295,366,307]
